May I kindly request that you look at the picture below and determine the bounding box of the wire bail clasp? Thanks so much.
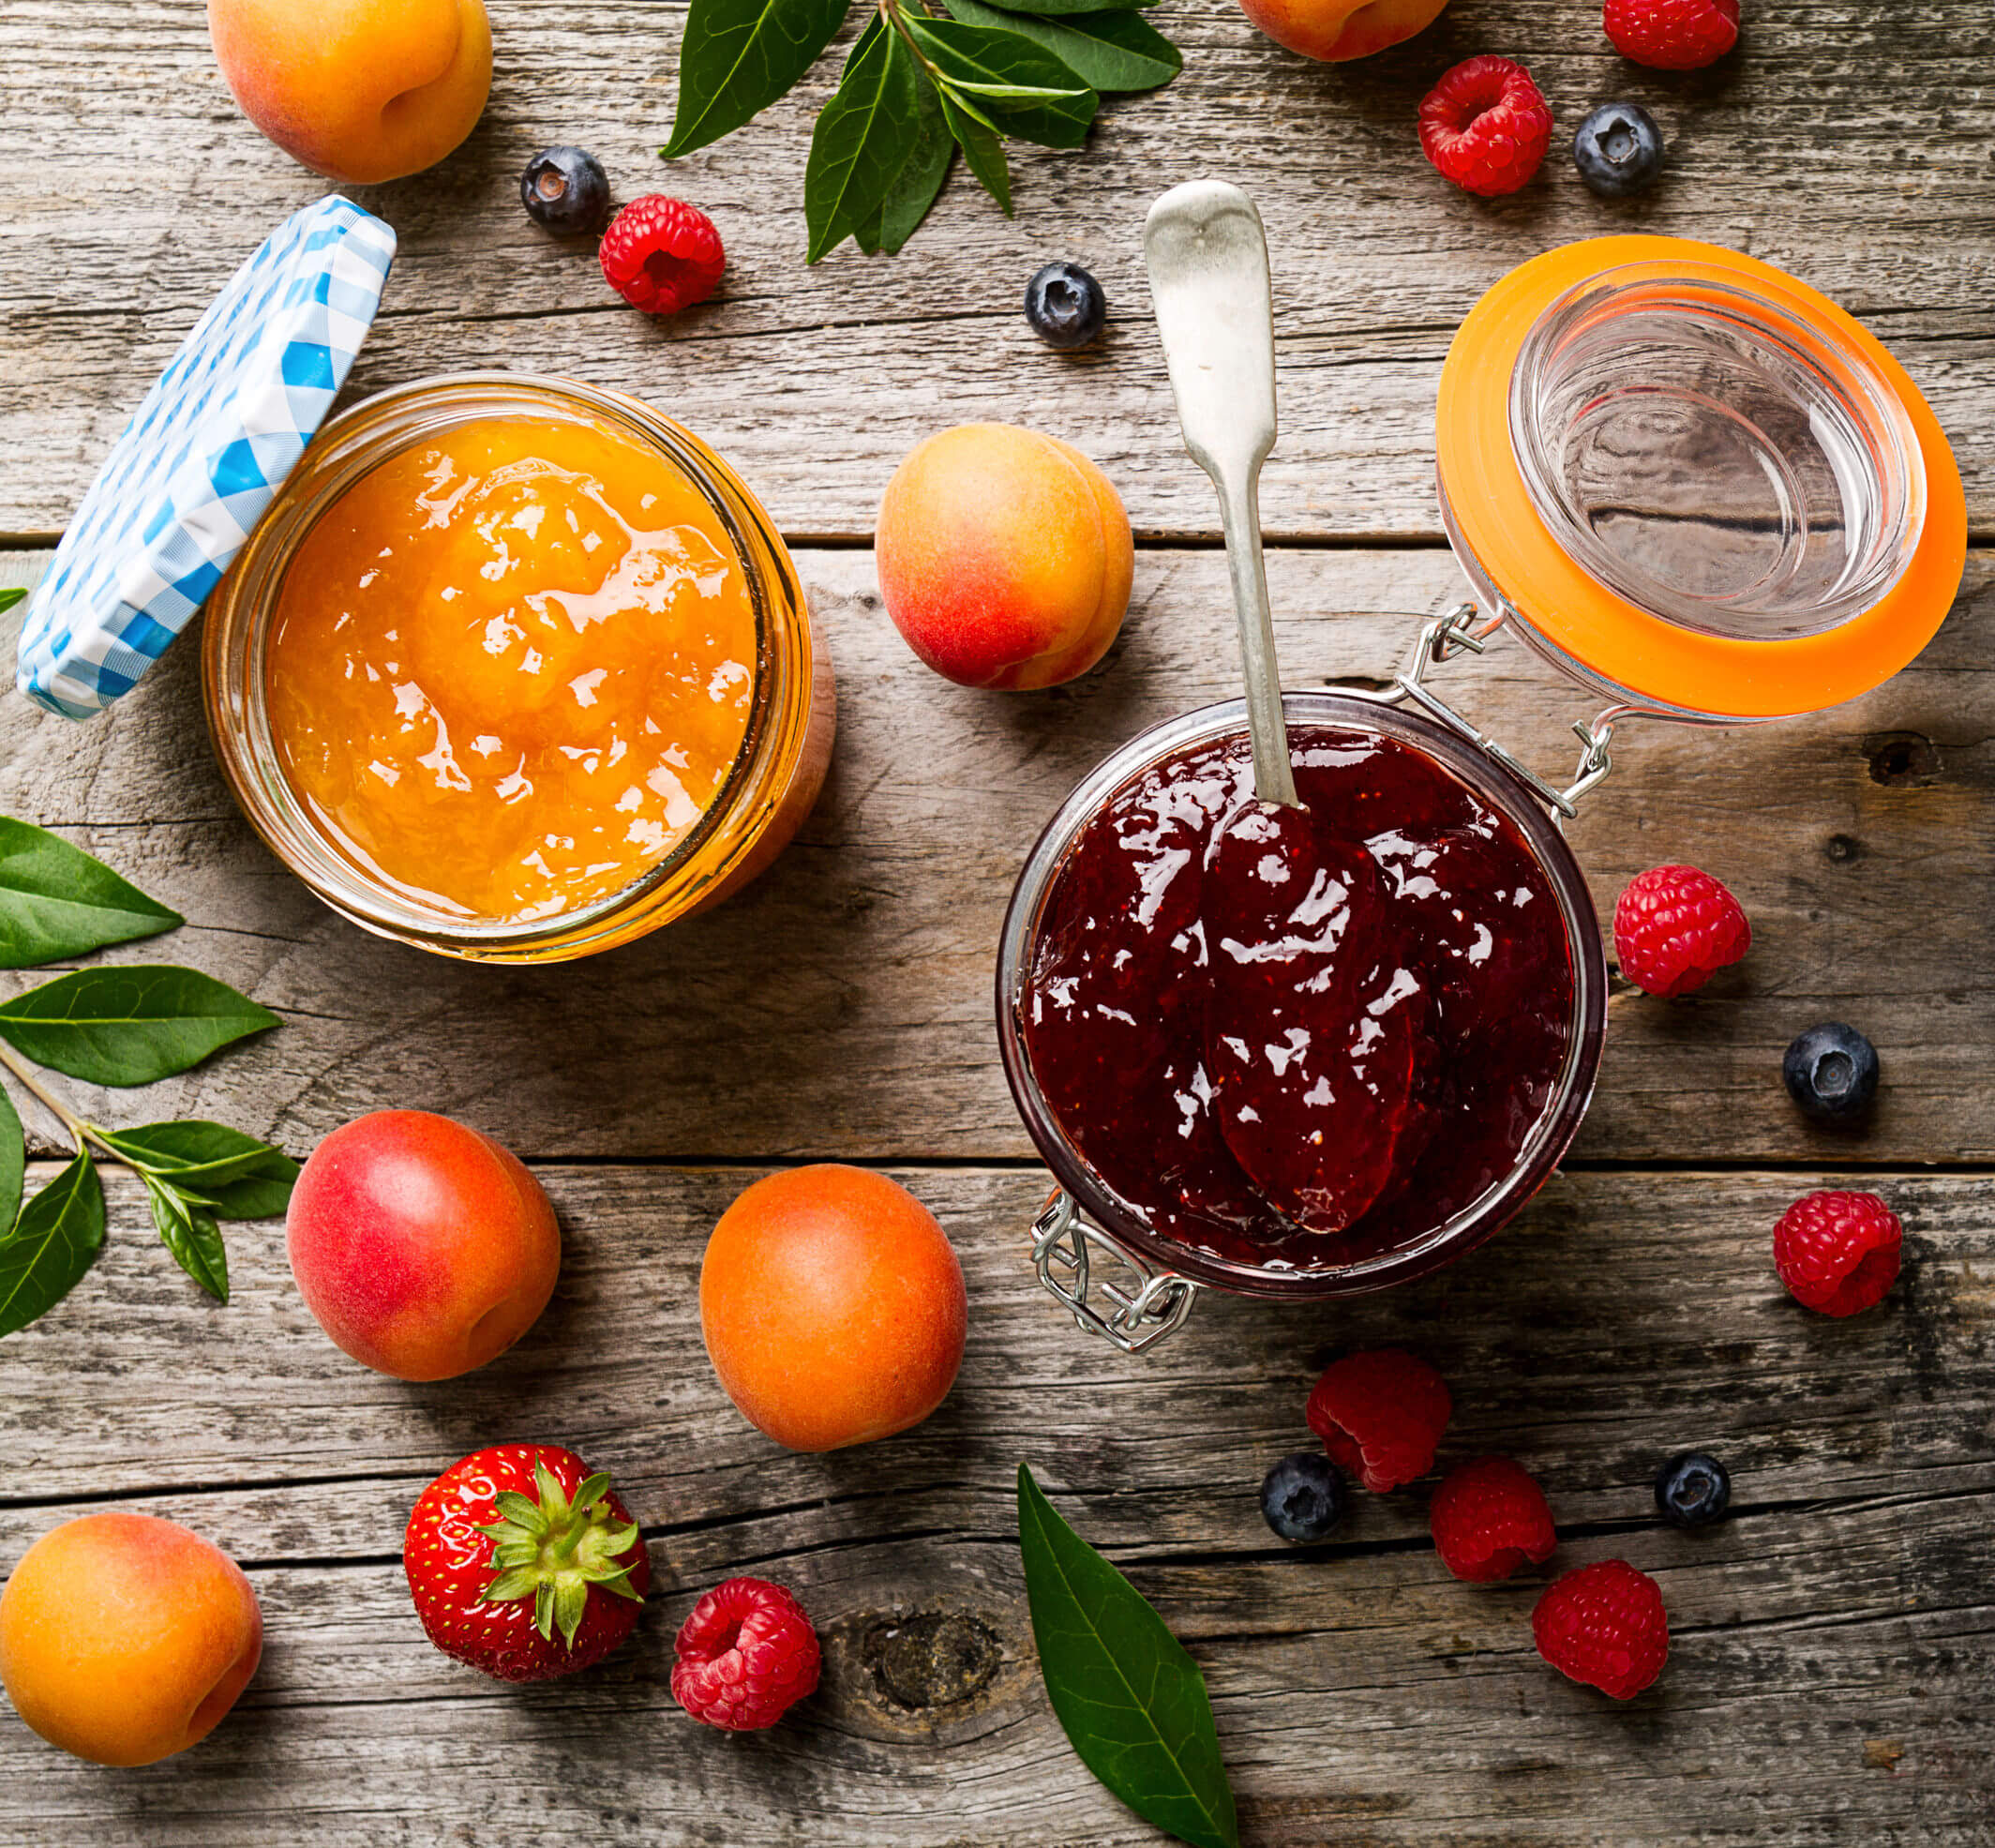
[1030,1192,1200,1354]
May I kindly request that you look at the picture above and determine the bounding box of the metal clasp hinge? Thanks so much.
[1388,603,1622,827]
[1031,1192,1199,1355]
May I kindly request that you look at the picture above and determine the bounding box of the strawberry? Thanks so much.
[403,1444,651,1682]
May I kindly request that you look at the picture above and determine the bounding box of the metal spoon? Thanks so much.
[1144,179,1298,808]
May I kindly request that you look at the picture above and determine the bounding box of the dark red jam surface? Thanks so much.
[1019,727,1575,1270]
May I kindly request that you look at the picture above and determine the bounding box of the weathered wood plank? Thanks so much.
[2,2,1991,540]
[0,1164,1989,1845]
[1,548,1988,1166]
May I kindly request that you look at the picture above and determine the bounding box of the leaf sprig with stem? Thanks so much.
[0,819,296,1337]
[662,0,1182,262]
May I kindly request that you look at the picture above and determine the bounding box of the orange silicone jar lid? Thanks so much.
[1436,235,1965,720]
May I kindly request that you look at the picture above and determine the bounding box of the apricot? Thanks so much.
[0,1513,262,1767]
[287,1110,559,1382]
[875,424,1134,690]
[207,0,492,185]
[1234,0,1448,61]
[700,1165,967,1452]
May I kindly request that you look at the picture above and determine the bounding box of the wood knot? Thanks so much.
[1861,730,1941,788]
[861,1611,1003,1711]
[1823,833,1861,863]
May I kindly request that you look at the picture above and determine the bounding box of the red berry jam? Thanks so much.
[1019,726,1575,1268]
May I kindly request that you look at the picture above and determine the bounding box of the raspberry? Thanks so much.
[1532,1560,1669,1700]
[1604,0,1739,69]
[599,195,726,316]
[1430,1456,1557,1583]
[1773,1190,1902,1316]
[1306,1349,1450,1493]
[1418,56,1553,198]
[1612,864,1750,998]
[670,1577,820,1730]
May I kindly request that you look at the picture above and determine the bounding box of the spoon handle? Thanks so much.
[1144,179,1299,809]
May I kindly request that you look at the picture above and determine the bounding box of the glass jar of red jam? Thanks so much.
[999,234,1965,1350]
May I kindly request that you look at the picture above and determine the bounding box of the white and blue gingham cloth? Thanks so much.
[16,196,396,719]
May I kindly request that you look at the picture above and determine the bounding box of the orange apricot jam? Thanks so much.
[263,414,758,924]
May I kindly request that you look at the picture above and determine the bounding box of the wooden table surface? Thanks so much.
[3,3,1992,1843]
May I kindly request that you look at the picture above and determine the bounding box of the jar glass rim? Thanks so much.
[202,371,806,957]
[995,692,1608,1300]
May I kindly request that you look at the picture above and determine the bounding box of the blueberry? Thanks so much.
[1572,103,1665,199]
[1025,262,1107,350]
[521,146,612,235]
[1260,1451,1347,1542]
[1783,1022,1880,1123]
[1655,1451,1731,1528]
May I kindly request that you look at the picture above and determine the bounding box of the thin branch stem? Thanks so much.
[0,1041,119,1164]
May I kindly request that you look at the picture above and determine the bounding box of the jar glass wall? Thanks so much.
[203,373,832,963]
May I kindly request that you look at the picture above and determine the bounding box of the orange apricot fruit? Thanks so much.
[700,1165,968,1451]
[0,1513,262,1766]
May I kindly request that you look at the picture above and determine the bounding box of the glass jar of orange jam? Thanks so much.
[204,375,832,961]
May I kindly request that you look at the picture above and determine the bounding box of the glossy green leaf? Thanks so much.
[910,16,1099,147]
[0,1084,21,1235]
[938,88,1012,213]
[179,1169,297,1223]
[0,818,182,969]
[143,1176,228,1302]
[94,1119,293,1185]
[1018,1465,1238,1848]
[803,16,922,263]
[965,0,1158,17]
[0,967,280,1088]
[940,0,1178,89]
[0,1154,105,1339]
[0,589,24,617]
[871,67,956,255]
[664,0,854,158]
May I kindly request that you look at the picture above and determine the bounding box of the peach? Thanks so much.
[875,423,1134,690]
[700,1165,967,1452]
[1234,0,1448,61]
[207,0,492,185]
[287,1110,559,1382]
[0,1513,262,1767]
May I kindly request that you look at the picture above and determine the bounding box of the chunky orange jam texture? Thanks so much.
[265,414,758,924]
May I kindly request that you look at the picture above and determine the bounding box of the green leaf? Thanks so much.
[967,0,1159,16]
[0,1084,21,1234]
[872,67,955,255]
[0,818,182,969]
[664,0,854,158]
[940,0,1178,89]
[803,15,922,263]
[93,1119,292,1186]
[0,589,24,617]
[909,16,1099,147]
[143,1176,228,1302]
[0,968,279,1088]
[1017,1465,1238,1848]
[0,1154,106,1339]
[938,88,1012,213]
[181,1169,296,1223]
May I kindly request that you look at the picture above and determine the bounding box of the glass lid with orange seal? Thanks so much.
[1434,234,1966,724]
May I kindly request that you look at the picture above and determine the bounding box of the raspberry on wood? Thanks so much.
[1604,0,1739,70]
[599,195,727,316]
[1612,864,1751,998]
[1773,1190,1903,1316]
[1306,1348,1451,1493]
[1418,56,1554,198]
[1431,1456,1558,1583]
[1533,1559,1669,1699]
[671,1577,821,1731]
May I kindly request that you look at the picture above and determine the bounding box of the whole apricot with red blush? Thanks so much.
[0,1513,262,1766]
[876,423,1134,690]
[1235,0,1448,61]
[700,1165,967,1451]
[287,1110,559,1382]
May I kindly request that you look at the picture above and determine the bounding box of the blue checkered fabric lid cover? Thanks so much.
[16,195,397,719]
